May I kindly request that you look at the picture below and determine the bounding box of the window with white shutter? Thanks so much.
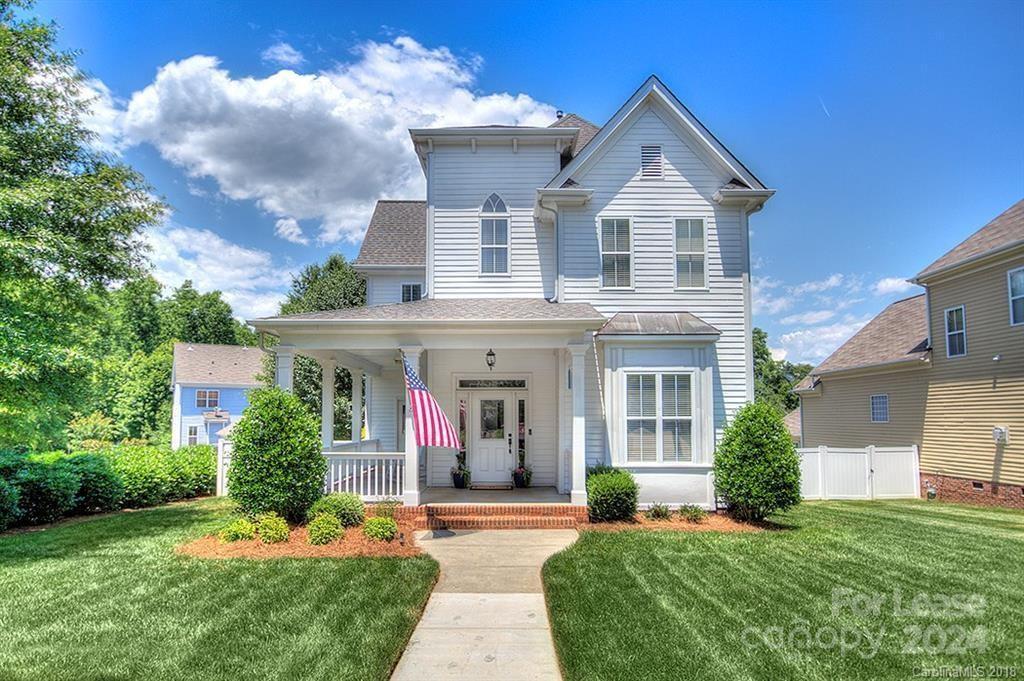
[600,217,632,288]
[626,372,694,463]
[640,145,663,178]
[675,218,706,288]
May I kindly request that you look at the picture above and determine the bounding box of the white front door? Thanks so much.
[471,392,513,484]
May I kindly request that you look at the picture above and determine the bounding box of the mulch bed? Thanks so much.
[583,512,764,533]
[176,519,422,559]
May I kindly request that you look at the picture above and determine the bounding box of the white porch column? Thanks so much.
[350,369,363,443]
[400,346,423,506]
[274,345,296,392]
[320,357,336,450]
[568,343,588,506]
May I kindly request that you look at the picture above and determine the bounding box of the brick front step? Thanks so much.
[395,503,588,529]
[417,515,579,530]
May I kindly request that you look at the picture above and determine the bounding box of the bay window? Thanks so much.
[625,372,694,463]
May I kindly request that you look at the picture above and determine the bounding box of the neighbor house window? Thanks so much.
[675,218,706,288]
[480,193,509,274]
[600,217,632,288]
[1009,267,1024,326]
[401,283,422,302]
[640,145,663,178]
[196,389,219,408]
[187,425,198,446]
[870,394,889,423]
[626,372,693,463]
[944,306,967,357]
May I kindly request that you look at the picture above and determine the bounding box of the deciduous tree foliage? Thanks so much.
[752,328,812,413]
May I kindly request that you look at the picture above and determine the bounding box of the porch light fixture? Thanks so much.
[485,348,496,371]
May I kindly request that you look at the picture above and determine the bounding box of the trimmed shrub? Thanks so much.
[64,454,124,514]
[13,461,80,525]
[713,402,802,521]
[176,445,217,497]
[218,517,256,543]
[644,502,671,520]
[228,388,325,523]
[372,497,400,520]
[308,493,365,527]
[104,446,173,508]
[0,450,28,481]
[307,513,342,545]
[586,469,638,522]
[678,504,708,523]
[0,479,19,531]
[256,513,290,543]
[363,516,398,542]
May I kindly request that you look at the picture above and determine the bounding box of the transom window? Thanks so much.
[945,306,967,357]
[401,283,422,303]
[457,379,527,390]
[625,372,693,463]
[675,218,706,288]
[870,394,889,423]
[600,217,632,288]
[480,193,509,275]
[1009,267,1024,326]
[196,389,219,408]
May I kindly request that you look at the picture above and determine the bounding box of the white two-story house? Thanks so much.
[250,76,773,507]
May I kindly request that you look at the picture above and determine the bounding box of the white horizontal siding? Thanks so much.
[366,273,425,306]
[430,144,559,299]
[366,370,404,452]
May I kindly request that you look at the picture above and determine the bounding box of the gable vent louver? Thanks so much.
[641,145,663,178]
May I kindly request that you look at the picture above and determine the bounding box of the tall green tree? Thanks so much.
[110,275,163,355]
[114,340,174,441]
[157,280,254,346]
[752,327,812,412]
[0,2,163,448]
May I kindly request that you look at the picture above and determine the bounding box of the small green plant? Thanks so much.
[373,497,401,520]
[586,468,638,522]
[363,516,398,542]
[218,517,256,543]
[308,493,365,527]
[256,512,289,543]
[678,504,708,523]
[644,502,672,520]
[307,512,342,545]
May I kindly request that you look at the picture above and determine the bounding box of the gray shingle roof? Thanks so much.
[795,294,929,390]
[550,113,601,157]
[173,343,264,386]
[597,312,720,336]
[353,200,426,267]
[254,298,605,324]
[917,199,1024,279]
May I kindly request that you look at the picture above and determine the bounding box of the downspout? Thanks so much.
[537,196,560,302]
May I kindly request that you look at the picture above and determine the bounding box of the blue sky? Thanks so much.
[34,0,1024,363]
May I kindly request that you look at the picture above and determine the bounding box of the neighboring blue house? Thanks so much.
[170,343,264,448]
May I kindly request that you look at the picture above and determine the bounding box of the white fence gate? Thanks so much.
[798,445,920,500]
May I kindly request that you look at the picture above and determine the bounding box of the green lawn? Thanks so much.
[0,498,438,681]
[544,501,1024,681]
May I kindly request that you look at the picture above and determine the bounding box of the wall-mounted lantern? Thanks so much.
[485,348,496,371]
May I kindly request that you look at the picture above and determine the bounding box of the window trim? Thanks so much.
[622,369,697,464]
[187,425,199,446]
[479,193,510,277]
[944,305,968,358]
[401,282,423,303]
[1009,266,1024,327]
[673,216,709,290]
[597,215,635,290]
[869,393,889,423]
[195,389,220,409]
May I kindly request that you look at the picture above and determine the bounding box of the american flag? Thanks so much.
[403,355,461,449]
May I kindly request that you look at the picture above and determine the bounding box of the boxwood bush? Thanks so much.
[101,444,216,508]
[587,468,638,522]
[308,493,365,527]
[256,512,290,544]
[0,479,19,531]
[228,388,326,523]
[713,402,802,521]
[13,461,80,525]
[363,516,398,542]
[307,512,342,545]
[218,517,256,543]
[63,454,124,514]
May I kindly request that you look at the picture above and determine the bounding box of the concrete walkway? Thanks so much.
[391,529,577,681]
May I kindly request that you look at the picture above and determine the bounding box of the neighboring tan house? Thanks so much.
[797,200,1024,507]
[171,343,264,449]
[249,75,774,508]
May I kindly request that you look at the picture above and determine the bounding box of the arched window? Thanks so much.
[480,193,509,274]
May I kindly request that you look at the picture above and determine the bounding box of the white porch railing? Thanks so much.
[325,439,381,453]
[798,445,920,500]
[216,440,404,502]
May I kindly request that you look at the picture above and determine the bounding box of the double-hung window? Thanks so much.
[480,193,509,275]
[1009,267,1024,326]
[625,372,694,463]
[196,389,219,408]
[870,394,889,423]
[675,218,706,288]
[600,217,632,288]
[401,283,422,302]
[944,306,967,357]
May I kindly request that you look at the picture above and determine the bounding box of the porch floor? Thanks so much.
[419,486,569,505]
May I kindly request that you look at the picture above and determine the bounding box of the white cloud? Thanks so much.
[873,276,916,296]
[145,221,294,320]
[261,41,305,67]
[752,276,794,315]
[780,309,835,325]
[770,347,788,361]
[778,316,873,364]
[791,273,844,296]
[119,36,557,243]
[274,217,309,245]
[78,78,127,154]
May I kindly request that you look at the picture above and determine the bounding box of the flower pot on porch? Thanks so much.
[512,467,531,488]
[452,471,469,489]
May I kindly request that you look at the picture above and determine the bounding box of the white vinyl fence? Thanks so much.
[798,445,920,500]
[216,439,405,501]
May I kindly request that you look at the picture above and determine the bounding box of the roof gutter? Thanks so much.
[248,317,607,331]
[713,188,776,213]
